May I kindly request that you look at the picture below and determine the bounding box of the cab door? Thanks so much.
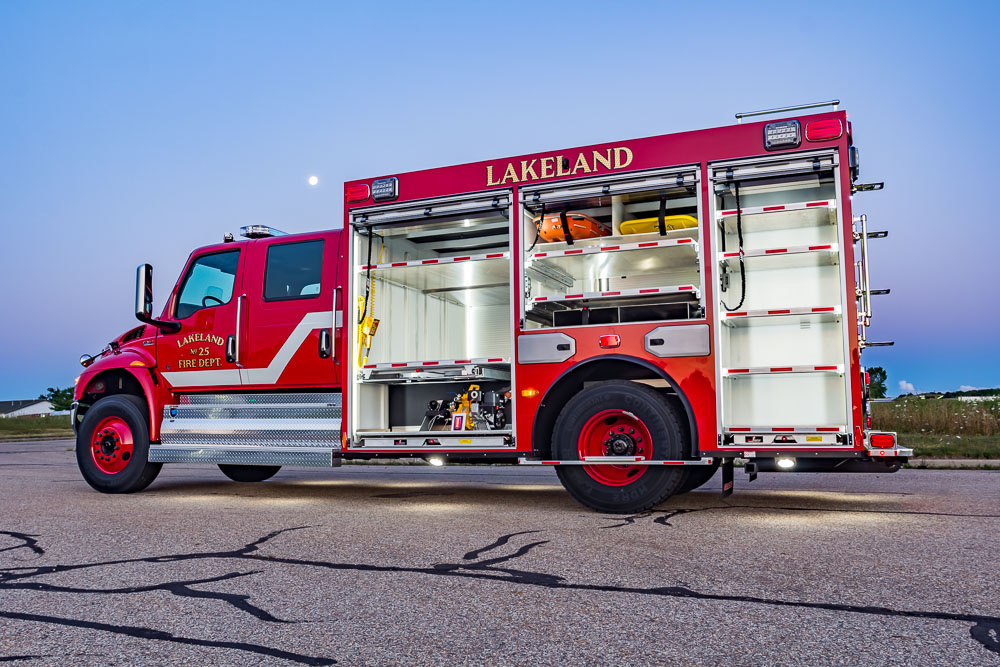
[241,234,338,388]
[158,247,245,390]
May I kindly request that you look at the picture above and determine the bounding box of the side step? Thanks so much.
[150,392,342,467]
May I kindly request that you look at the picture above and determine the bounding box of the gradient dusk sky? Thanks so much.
[1,1,997,400]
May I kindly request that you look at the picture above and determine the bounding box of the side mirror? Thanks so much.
[135,264,154,321]
[135,264,180,333]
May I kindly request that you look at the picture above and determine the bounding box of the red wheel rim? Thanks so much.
[90,416,135,475]
[577,409,651,486]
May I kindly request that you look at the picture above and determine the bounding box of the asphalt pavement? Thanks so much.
[1,439,998,665]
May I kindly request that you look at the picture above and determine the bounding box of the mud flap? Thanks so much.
[721,458,734,497]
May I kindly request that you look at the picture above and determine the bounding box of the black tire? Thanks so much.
[76,394,162,493]
[218,465,281,482]
[552,380,687,513]
[676,459,720,494]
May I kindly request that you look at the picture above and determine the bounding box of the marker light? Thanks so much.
[428,457,445,467]
[599,335,621,348]
[806,119,843,142]
[521,388,539,398]
[345,184,370,202]
[776,457,796,469]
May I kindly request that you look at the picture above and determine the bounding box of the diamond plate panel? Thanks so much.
[148,446,336,467]
[178,393,341,406]
[160,425,341,448]
[163,405,342,421]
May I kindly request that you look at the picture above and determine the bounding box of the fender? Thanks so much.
[533,353,700,458]
[75,347,166,441]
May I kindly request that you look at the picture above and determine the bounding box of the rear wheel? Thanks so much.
[218,465,281,482]
[553,381,687,513]
[76,395,161,493]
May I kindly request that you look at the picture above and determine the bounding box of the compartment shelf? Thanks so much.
[530,284,699,309]
[528,237,697,278]
[722,305,842,327]
[719,243,839,269]
[724,364,844,376]
[717,199,837,233]
[359,254,511,305]
[362,357,510,384]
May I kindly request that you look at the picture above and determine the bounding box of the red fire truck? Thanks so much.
[72,101,908,512]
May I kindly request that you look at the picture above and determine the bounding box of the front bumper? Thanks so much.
[70,402,79,435]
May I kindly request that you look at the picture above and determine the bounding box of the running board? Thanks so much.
[156,392,342,463]
[148,445,339,467]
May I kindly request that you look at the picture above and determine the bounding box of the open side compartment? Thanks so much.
[711,152,852,446]
[520,167,703,329]
[349,193,515,449]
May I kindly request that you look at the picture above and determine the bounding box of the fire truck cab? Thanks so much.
[73,101,910,512]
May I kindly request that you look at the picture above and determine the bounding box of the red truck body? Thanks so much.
[73,103,908,511]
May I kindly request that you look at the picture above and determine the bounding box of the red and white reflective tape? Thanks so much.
[724,364,844,376]
[718,199,835,218]
[363,357,508,370]
[720,243,838,261]
[530,237,695,261]
[727,425,845,433]
[518,457,715,466]
[361,251,509,271]
[532,284,698,305]
[724,305,841,319]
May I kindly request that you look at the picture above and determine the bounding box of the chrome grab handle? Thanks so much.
[235,294,245,367]
[736,100,840,124]
[334,286,343,331]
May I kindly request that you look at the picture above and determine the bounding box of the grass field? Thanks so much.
[0,415,73,440]
[872,397,1000,436]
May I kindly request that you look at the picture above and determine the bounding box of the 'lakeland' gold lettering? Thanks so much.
[486,145,637,187]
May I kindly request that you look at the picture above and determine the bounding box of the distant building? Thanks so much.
[0,399,54,418]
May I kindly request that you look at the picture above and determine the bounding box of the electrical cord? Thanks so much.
[358,227,374,324]
[722,182,747,311]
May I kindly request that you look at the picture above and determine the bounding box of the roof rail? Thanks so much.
[735,100,840,124]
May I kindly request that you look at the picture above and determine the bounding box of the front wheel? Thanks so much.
[552,380,687,513]
[218,465,281,482]
[76,395,162,493]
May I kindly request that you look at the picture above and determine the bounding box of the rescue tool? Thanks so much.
[73,100,905,513]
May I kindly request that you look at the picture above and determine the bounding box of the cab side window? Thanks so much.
[264,240,324,301]
[175,250,240,319]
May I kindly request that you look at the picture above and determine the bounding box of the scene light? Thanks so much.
[776,457,796,469]
[428,457,445,467]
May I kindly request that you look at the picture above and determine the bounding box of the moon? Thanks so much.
[308,175,319,186]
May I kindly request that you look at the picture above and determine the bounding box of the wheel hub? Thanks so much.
[605,432,636,456]
[89,417,135,474]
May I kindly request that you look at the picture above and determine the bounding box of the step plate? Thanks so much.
[160,392,342,452]
[148,445,337,467]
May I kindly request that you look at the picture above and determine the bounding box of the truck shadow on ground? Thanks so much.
[2,491,1000,663]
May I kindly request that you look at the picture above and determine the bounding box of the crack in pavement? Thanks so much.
[2,523,998,660]
[598,503,1000,530]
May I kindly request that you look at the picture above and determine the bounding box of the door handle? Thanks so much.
[226,335,237,363]
[318,328,331,359]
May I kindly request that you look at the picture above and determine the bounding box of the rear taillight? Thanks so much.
[871,433,895,448]
[806,119,843,141]
[346,184,370,202]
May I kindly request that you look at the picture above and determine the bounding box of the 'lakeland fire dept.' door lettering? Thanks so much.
[175,332,226,369]
[486,146,633,186]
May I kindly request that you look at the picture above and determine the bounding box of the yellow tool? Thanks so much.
[357,237,384,367]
